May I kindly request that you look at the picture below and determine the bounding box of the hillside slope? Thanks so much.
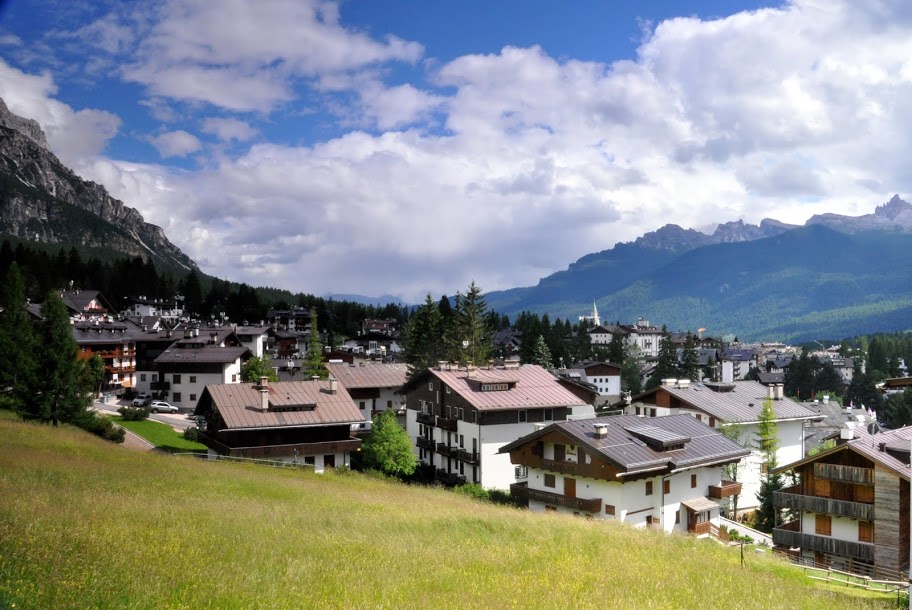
[0,413,891,610]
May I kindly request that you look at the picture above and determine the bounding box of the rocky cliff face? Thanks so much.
[806,194,912,233]
[0,100,197,272]
[634,217,797,251]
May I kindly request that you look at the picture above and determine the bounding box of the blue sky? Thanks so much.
[0,0,909,302]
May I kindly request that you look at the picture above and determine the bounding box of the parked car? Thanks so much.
[149,401,178,413]
[131,393,151,407]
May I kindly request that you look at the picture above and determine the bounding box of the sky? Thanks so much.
[0,0,910,303]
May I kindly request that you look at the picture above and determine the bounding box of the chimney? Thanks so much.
[767,384,775,401]
[329,377,337,394]
[593,423,609,438]
[774,384,784,400]
[210,332,218,345]
[259,376,269,411]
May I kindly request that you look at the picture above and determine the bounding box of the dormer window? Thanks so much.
[480,383,509,392]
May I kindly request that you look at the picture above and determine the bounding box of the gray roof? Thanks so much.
[501,414,750,476]
[640,380,819,424]
[155,345,248,365]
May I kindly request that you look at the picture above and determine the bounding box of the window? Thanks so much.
[859,521,873,543]
[428,382,434,391]
[140,374,147,382]
[649,408,656,417]
[359,401,366,410]
[544,473,556,488]
[459,434,465,449]
[232,374,237,383]
[472,438,478,454]
[471,410,477,424]
[544,408,553,421]
[473,466,478,484]
[189,394,197,402]
[152,374,158,382]
[419,424,424,435]
[709,417,717,427]
[173,374,181,385]
[458,407,464,420]
[675,510,681,524]
[605,504,616,516]
[518,410,528,423]
[645,481,653,496]
[446,386,451,394]
[419,449,424,461]
[514,465,528,478]
[189,376,196,383]
[304,456,315,465]
[691,474,697,488]
[173,392,182,403]
[459,462,465,475]
[663,480,670,494]
[636,406,641,415]
[387,400,392,409]
[815,515,832,536]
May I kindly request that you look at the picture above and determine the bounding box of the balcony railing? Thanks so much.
[436,443,457,457]
[509,483,602,513]
[773,485,874,521]
[772,522,874,562]
[416,436,434,451]
[814,463,874,485]
[150,381,170,391]
[435,469,466,486]
[436,416,458,432]
[455,449,479,464]
[541,458,586,477]
[416,412,435,426]
[708,480,742,499]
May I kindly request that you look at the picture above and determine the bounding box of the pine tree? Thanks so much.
[680,333,700,381]
[303,307,327,379]
[531,335,553,369]
[754,398,782,533]
[719,423,747,518]
[607,332,625,365]
[645,331,679,390]
[361,409,418,477]
[449,281,493,366]
[27,292,91,426]
[401,294,443,381]
[0,263,36,410]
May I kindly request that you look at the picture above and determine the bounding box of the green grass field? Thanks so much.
[0,412,898,609]
[108,415,207,453]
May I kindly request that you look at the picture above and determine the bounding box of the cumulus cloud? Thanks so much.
[148,130,202,158]
[13,0,912,301]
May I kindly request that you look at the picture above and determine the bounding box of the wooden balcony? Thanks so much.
[436,416,458,432]
[814,463,874,485]
[436,443,457,457]
[454,449,479,464]
[435,469,466,486]
[199,433,361,459]
[416,412,435,426]
[708,479,742,499]
[772,522,874,562]
[541,458,587,477]
[773,485,874,521]
[150,381,170,391]
[416,436,435,451]
[509,483,601,513]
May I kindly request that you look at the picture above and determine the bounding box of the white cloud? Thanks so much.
[200,117,258,142]
[148,130,202,158]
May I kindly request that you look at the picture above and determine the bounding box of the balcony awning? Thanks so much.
[681,496,719,513]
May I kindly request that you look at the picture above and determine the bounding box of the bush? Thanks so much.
[117,406,150,421]
[454,483,490,501]
[77,413,125,443]
[182,427,199,441]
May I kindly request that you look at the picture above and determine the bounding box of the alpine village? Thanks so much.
[4,98,912,610]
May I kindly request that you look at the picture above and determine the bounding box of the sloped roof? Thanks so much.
[325,362,408,390]
[72,321,133,344]
[204,380,363,429]
[501,414,750,475]
[422,364,587,411]
[639,380,819,424]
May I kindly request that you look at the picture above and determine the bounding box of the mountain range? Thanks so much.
[2,99,912,342]
[0,98,196,275]
[486,196,912,342]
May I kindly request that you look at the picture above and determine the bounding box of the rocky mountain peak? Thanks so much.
[0,98,48,149]
[874,194,911,220]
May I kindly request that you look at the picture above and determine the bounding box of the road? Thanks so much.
[92,398,196,431]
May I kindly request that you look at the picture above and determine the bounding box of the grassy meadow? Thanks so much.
[0,411,898,610]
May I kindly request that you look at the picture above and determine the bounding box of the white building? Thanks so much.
[560,362,621,406]
[627,379,820,515]
[501,415,749,534]
[326,362,409,432]
[404,363,594,490]
[233,325,271,359]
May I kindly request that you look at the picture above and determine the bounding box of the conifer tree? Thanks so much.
[607,332,625,365]
[754,398,782,533]
[304,307,327,379]
[401,294,443,380]
[28,292,91,426]
[0,263,36,410]
[531,335,553,369]
[680,333,700,381]
[645,330,679,390]
[449,281,493,366]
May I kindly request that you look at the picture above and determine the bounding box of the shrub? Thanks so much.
[454,483,490,501]
[182,426,199,441]
[117,406,150,421]
[77,413,125,443]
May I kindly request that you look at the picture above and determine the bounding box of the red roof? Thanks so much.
[428,364,588,411]
[204,380,364,429]
[326,362,408,390]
